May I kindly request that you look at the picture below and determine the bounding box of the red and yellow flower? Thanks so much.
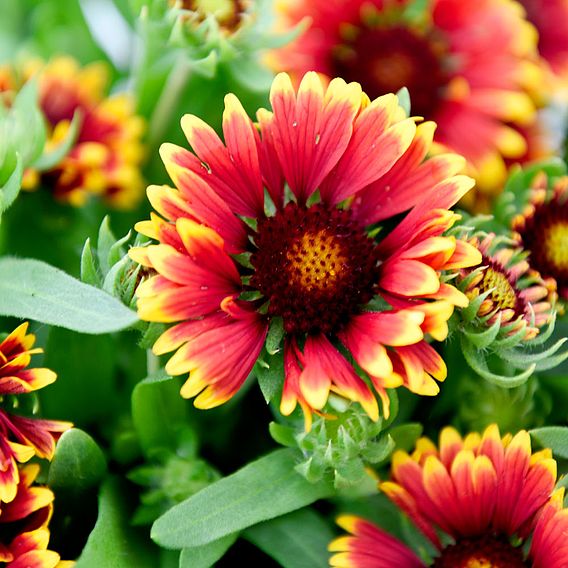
[0,464,70,568]
[518,0,568,84]
[459,233,555,340]
[1,57,145,208]
[130,71,480,427]
[274,0,545,203]
[512,172,568,300]
[330,424,568,567]
[0,323,71,503]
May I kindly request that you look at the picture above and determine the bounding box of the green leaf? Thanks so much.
[80,238,101,286]
[269,421,297,448]
[132,373,188,456]
[530,427,568,459]
[76,477,158,568]
[255,352,284,405]
[48,429,107,496]
[266,317,284,355]
[42,327,120,426]
[244,508,334,568]
[0,152,23,217]
[461,337,535,388]
[98,216,119,275]
[151,449,334,549]
[396,87,411,117]
[0,257,138,333]
[179,534,238,568]
[32,109,82,170]
[388,423,423,452]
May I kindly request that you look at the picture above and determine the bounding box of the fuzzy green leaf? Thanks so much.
[80,238,101,286]
[0,152,23,217]
[255,352,284,404]
[0,257,138,333]
[244,508,334,568]
[151,449,334,549]
[530,427,568,459]
[266,317,284,355]
[33,109,82,170]
[132,373,188,456]
[48,429,107,496]
[179,534,238,568]
[389,423,423,452]
[461,338,535,387]
[396,87,411,117]
[76,477,158,568]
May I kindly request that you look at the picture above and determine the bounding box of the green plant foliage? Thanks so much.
[151,448,334,549]
[179,534,238,568]
[48,429,107,496]
[75,477,159,568]
[244,508,334,568]
[0,257,138,333]
[530,426,568,459]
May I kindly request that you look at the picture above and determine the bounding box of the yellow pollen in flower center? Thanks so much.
[286,230,347,292]
[373,52,415,89]
[544,222,568,269]
[480,268,517,310]
[465,558,495,568]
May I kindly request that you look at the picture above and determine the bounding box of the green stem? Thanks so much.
[147,57,193,150]
[147,349,160,376]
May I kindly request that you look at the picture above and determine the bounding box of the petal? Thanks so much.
[320,94,415,204]
[379,260,441,296]
[269,72,362,203]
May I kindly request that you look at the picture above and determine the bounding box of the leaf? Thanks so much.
[42,327,120,426]
[151,449,334,549]
[530,427,568,459]
[32,109,82,170]
[80,237,101,286]
[0,152,23,217]
[244,508,334,568]
[48,429,107,497]
[132,373,188,456]
[0,257,138,333]
[98,216,119,275]
[388,423,423,452]
[460,337,535,388]
[396,87,411,117]
[266,317,284,355]
[255,352,284,404]
[269,421,297,448]
[75,477,158,568]
[179,534,238,568]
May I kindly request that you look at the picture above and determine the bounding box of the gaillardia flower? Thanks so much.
[518,0,568,82]
[275,0,543,199]
[455,232,564,385]
[512,172,568,300]
[0,464,69,567]
[130,71,480,426]
[0,323,71,504]
[169,0,249,32]
[1,57,145,208]
[330,424,568,567]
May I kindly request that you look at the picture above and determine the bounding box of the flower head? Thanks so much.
[275,0,544,200]
[454,232,565,385]
[0,323,71,503]
[512,172,568,300]
[0,464,68,567]
[1,57,145,208]
[518,0,568,83]
[130,72,480,427]
[330,424,568,568]
[169,0,249,32]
